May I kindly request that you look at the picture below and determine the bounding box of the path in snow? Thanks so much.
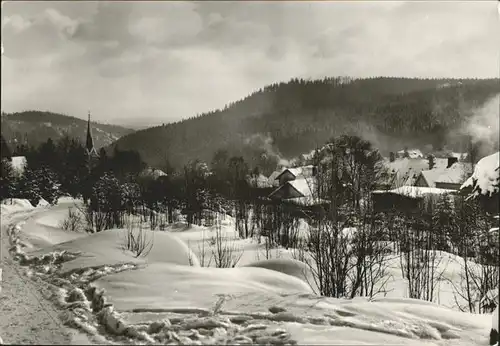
[0,207,92,345]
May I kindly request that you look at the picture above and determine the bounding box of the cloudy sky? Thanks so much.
[1,1,499,127]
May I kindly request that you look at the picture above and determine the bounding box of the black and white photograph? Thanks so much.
[1,1,499,345]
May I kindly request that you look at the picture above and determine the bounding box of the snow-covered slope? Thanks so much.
[4,203,496,345]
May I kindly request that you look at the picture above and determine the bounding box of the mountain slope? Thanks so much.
[1,111,134,150]
[110,77,500,173]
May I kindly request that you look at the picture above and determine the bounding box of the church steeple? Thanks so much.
[86,110,98,157]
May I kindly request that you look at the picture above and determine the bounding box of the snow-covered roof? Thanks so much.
[277,165,315,180]
[373,186,456,199]
[396,149,423,159]
[419,162,472,187]
[288,177,317,198]
[460,152,499,197]
[140,167,167,180]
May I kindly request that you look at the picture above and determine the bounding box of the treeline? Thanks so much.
[110,77,500,173]
[1,110,134,151]
[1,132,497,310]
[0,134,262,234]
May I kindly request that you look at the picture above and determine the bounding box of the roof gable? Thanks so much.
[276,165,315,180]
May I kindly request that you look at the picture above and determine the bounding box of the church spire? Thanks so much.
[86,110,98,156]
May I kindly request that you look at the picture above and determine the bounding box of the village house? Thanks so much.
[376,156,431,190]
[139,167,168,180]
[414,157,473,191]
[396,148,424,159]
[267,165,328,208]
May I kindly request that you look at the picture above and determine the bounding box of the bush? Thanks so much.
[123,217,154,258]
[60,206,84,233]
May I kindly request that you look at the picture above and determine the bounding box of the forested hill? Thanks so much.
[110,77,500,174]
[1,111,134,150]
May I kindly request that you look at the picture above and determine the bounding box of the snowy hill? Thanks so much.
[1,111,134,149]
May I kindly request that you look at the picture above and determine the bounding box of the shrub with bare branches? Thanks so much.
[123,216,154,258]
[60,206,84,233]
[210,221,243,268]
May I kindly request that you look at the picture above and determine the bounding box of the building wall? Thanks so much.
[278,171,296,186]
[414,174,429,187]
[435,182,462,191]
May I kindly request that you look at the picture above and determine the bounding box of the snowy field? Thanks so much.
[2,198,497,345]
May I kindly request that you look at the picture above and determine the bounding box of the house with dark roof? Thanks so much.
[274,165,317,186]
[267,165,328,208]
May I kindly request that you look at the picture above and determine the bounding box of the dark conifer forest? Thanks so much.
[108,77,500,173]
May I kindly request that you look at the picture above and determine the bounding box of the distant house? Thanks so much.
[414,157,472,191]
[139,167,167,180]
[397,149,424,159]
[274,165,317,186]
[267,165,327,208]
[379,157,434,189]
[269,177,315,200]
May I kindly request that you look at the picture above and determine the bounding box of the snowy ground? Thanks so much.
[1,200,496,345]
[0,198,94,345]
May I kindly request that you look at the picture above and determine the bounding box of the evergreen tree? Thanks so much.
[91,172,124,214]
[1,135,12,160]
[18,166,42,206]
[37,167,61,205]
[0,158,16,200]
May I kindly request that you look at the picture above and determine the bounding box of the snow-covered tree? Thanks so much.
[37,167,61,205]
[461,152,499,214]
[17,166,60,206]
[18,166,42,206]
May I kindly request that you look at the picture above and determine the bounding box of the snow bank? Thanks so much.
[36,198,50,208]
[93,262,490,345]
[1,199,34,215]
[29,228,199,273]
[242,258,313,288]
[17,209,87,250]
[94,262,314,313]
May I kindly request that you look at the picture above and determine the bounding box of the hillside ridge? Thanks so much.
[110,77,500,173]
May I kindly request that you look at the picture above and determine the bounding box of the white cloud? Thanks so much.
[1,1,499,126]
